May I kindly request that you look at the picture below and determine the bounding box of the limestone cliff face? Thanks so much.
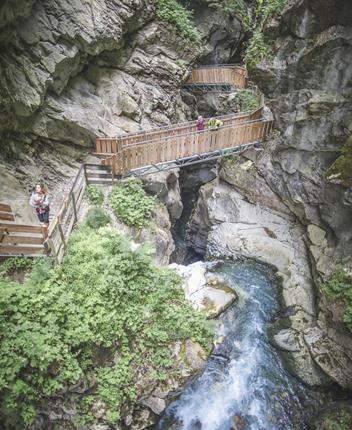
[251,0,352,277]
[0,0,193,150]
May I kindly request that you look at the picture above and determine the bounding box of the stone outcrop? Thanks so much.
[247,0,352,388]
[140,169,183,223]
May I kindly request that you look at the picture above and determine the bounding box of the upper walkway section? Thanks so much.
[184,64,247,91]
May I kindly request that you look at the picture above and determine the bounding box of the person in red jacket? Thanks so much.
[196,115,205,132]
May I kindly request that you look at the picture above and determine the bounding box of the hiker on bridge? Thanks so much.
[208,118,223,130]
[196,115,205,132]
[29,182,50,226]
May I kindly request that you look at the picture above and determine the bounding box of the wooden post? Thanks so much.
[83,164,88,185]
[57,217,67,248]
[47,237,59,264]
[71,192,78,222]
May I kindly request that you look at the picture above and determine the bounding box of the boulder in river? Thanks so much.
[170,261,237,318]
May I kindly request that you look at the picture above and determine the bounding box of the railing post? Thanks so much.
[57,216,67,249]
[71,192,78,222]
[83,164,88,185]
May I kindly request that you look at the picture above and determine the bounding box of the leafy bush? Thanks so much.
[243,30,272,69]
[0,226,212,428]
[109,180,156,229]
[324,267,352,330]
[0,257,34,278]
[86,207,111,229]
[234,89,260,112]
[86,185,104,206]
[156,0,201,43]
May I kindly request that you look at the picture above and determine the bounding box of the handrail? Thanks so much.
[95,107,263,155]
[192,63,244,69]
[99,108,260,141]
[102,118,267,163]
[102,119,273,177]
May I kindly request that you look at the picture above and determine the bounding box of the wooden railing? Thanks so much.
[46,165,86,263]
[103,119,273,176]
[95,108,263,156]
[0,167,86,262]
[186,65,247,89]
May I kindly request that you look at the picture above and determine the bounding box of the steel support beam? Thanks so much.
[182,83,235,93]
[127,142,258,177]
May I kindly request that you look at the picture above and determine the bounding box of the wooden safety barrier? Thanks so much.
[95,108,263,157]
[0,204,15,222]
[186,65,247,89]
[46,165,86,263]
[103,119,273,177]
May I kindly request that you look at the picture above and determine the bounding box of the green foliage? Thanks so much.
[243,30,272,69]
[324,267,352,330]
[326,135,352,187]
[109,180,156,229]
[86,207,111,229]
[86,185,104,206]
[0,226,212,428]
[156,0,201,43]
[208,0,287,68]
[0,257,34,278]
[175,59,187,68]
[234,88,260,112]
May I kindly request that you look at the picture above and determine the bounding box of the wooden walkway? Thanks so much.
[186,64,247,89]
[0,64,272,261]
[101,118,272,177]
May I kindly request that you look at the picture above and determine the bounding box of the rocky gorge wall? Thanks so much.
[1,0,352,411]
[184,0,352,391]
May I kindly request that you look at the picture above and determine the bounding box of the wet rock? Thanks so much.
[170,261,237,318]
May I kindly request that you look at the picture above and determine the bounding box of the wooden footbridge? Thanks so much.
[0,64,273,261]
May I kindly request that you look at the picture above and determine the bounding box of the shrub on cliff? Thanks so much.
[156,0,201,43]
[86,206,111,229]
[207,0,287,67]
[323,267,352,330]
[109,180,156,228]
[234,89,260,112]
[0,226,212,428]
[86,185,104,206]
